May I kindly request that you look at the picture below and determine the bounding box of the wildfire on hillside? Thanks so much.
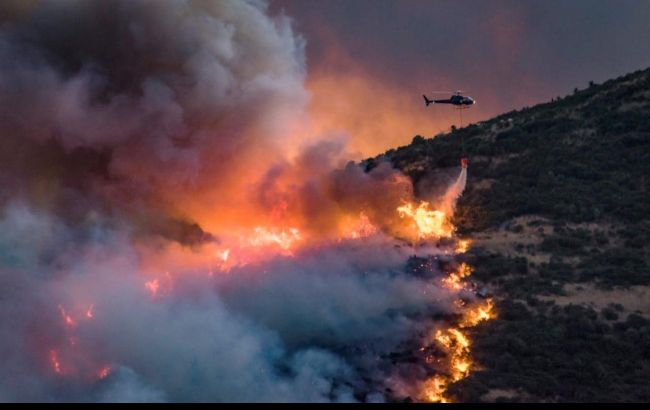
[0,1,493,402]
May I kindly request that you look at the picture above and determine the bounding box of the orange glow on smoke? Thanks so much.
[217,249,230,263]
[36,135,473,400]
[193,212,382,273]
[203,226,303,273]
[143,273,173,298]
[342,212,378,240]
[305,46,448,158]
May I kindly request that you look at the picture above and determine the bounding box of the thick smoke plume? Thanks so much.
[0,0,472,402]
[0,0,310,235]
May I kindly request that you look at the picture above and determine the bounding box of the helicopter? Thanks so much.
[422,90,475,169]
[422,91,475,107]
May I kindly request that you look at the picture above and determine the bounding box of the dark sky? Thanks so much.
[271,0,650,154]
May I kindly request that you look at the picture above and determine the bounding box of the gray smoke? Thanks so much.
[0,0,308,232]
[0,205,457,402]
[0,0,461,402]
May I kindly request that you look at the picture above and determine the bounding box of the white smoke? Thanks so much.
[441,167,467,215]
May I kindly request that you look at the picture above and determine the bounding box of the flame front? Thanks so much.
[49,350,62,375]
[420,245,497,403]
[461,299,496,327]
[48,303,115,381]
[442,262,473,291]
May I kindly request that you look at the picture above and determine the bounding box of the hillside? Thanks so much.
[372,67,650,402]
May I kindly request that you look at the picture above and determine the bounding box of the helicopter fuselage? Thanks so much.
[423,93,475,107]
[436,94,475,106]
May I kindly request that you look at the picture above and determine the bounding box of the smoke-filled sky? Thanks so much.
[272,0,650,155]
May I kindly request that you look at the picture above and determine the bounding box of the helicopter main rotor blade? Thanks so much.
[429,90,470,94]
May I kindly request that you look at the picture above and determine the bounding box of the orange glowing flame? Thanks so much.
[58,305,76,327]
[421,248,497,403]
[97,366,111,380]
[49,349,62,375]
[198,226,309,275]
[85,304,94,319]
[248,226,301,251]
[144,278,160,297]
[421,375,449,403]
[143,272,173,298]
[460,299,495,328]
[397,201,454,239]
[455,239,471,254]
[213,248,234,272]
[422,327,472,401]
[50,301,112,380]
[442,263,473,290]
[421,297,497,402]
[344,212,378,239]
[217,248,230,262]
